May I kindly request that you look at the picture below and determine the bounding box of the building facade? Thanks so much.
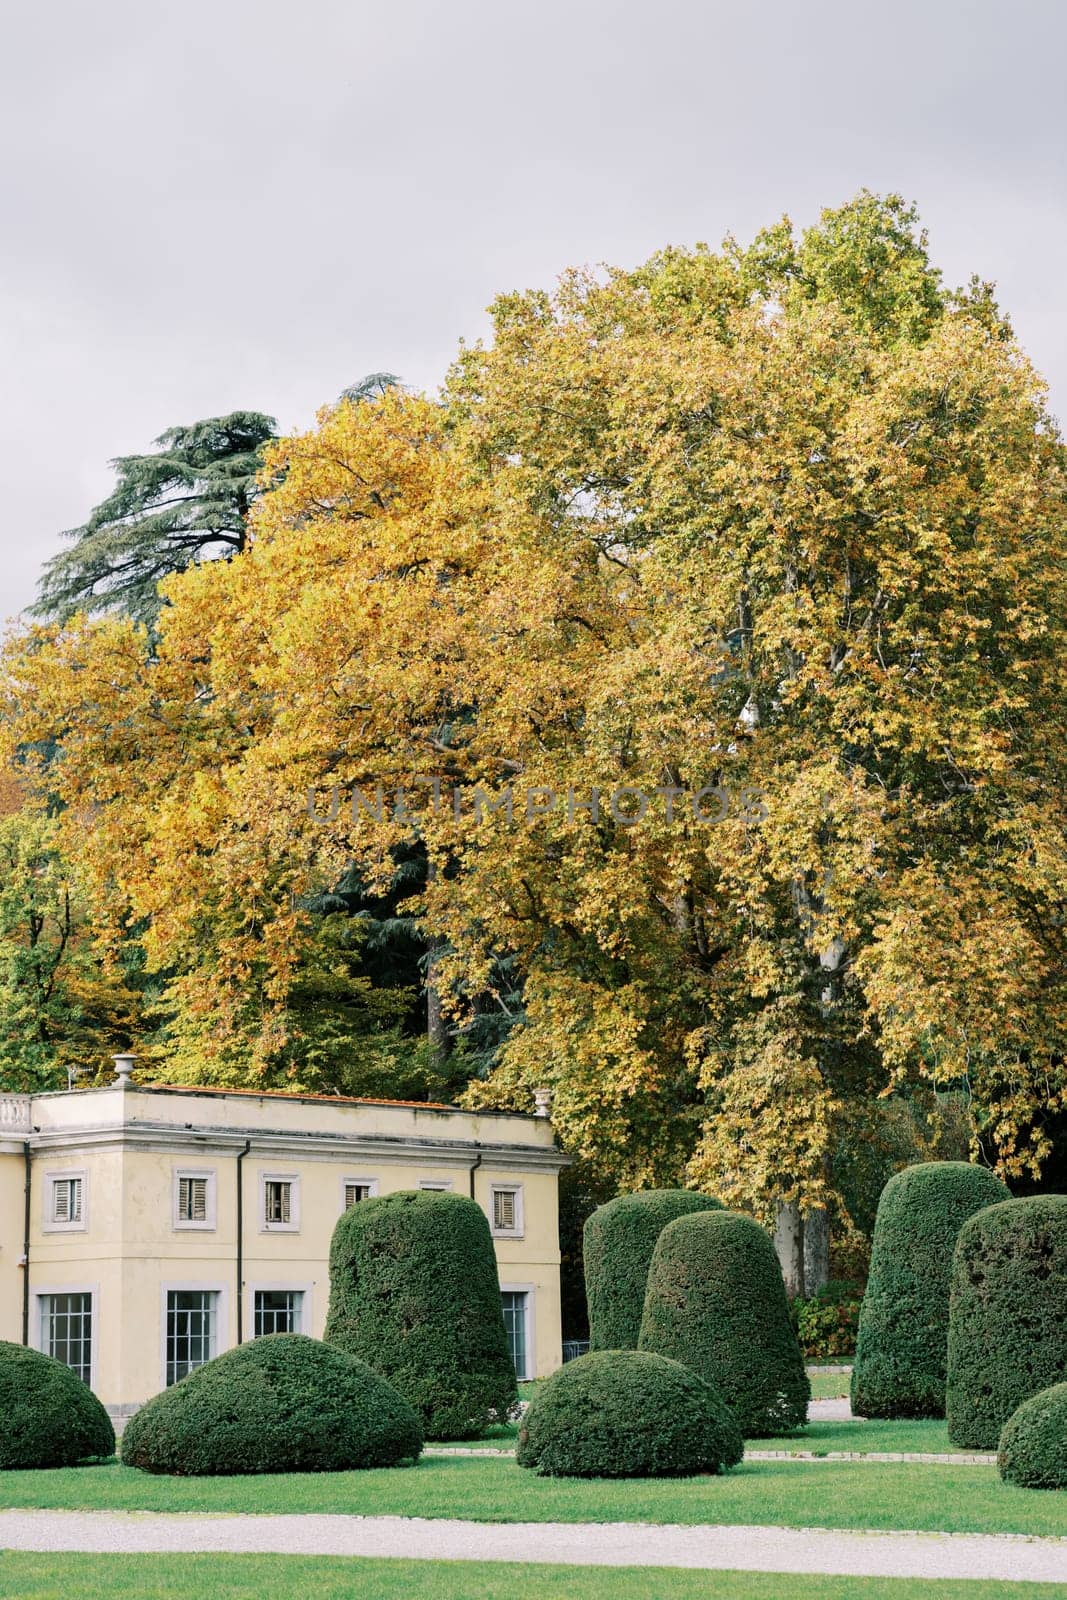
[0,1077,566,1422]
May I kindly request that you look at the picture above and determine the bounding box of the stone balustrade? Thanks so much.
[0,1095,31,1133]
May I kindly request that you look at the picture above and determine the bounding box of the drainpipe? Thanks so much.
[468,1147,483,1200]
[21,1141,31,1346]
[235,1140,251,1344]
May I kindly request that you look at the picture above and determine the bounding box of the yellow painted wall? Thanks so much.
[0,1148,26,1343]
[9,1106,563,1409]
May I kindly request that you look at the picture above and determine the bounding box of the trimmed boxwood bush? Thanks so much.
[584,1189,723,1351]
[516,1349,743,1477]
[0,1340,114,1468]
[998,1383,1067,1490]
[851,1161,1010,1419]
[639,1209,809,1436]
[121,1334,422,1475]
[947,1195,1067,1450]
[325,1189,517,1440]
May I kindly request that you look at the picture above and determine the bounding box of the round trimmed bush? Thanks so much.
[584,1189,724,1351]
[997,1383,1067,1490]
[0,1340,114,1468]
[851,1161,1010,1419]
[121,1334,422,1475]
[947,1195,1067,1450]
[639,1209,810,1436]
[324,1189,517,1440]
[516,1349,743,1478]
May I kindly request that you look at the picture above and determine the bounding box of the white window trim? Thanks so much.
[489,1182,525,1239]
[417,1178,454,1192]
[33,1282,100,1391]
[248,1281,314,1338]
[339,1174,380,1213]
[42,1168,88,1233]
[160,1281,228,1391]
[500,1282,536,1381]
[259,1171,300,1232]
[172,1167,218,1231]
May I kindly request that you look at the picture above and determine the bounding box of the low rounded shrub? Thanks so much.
[325,1189,517,1440]
[997,1383,1067,1490]
[517,1349,743,1478]
[947,1195,1067,1450]
[851,1161,1009,1419]
[639,1209,809,1436]
[584,1190,723,1351]
[0,1340,114,1468]
[120,1334,422,1475]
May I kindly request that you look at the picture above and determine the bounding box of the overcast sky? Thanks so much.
[1,0,1064,623]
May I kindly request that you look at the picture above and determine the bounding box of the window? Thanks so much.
[342,1177,378,1210]
[418,1179,453,1192]
[490,1184,524,1238]
[45,1171,86,1231]
[501,1290,530,1380]
[166,1289,218,1385]
[260,1174,299,1231]
[39,1292,93,1384]
[174,1170,216,1230]
[254,1288,305,1337]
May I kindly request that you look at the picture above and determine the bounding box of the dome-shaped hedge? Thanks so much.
[639,1209,809,1436]
[851,1161,1010,1419]
[120,1334,422,1475]
[584,1190,723,1351]
[997,1383,1067,1490]
[947,1195,1067,1450]
[516,1349,743,1478]
[324,1189,517,1440]
[0,1341,114,1469]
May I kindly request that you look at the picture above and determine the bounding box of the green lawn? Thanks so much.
[435,1418,960,1456]
[1,1455,1064,1538]
[810,1367,853,1399]
[0,1555,1062,1600]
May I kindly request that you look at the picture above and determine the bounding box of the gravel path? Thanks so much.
[1,1510,1064,1581]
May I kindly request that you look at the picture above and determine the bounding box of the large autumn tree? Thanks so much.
[5,196,1064,1290]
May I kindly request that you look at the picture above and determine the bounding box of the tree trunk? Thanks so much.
[774,1200,805,1299]
[802,1205,830,1296]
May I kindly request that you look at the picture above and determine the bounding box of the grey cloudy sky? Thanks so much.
[1,0,1064,623]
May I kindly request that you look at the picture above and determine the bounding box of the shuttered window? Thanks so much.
[50,1176,83,1226]
[264,1179,294,1226]
[490,1184,523,1237]
[178,1176,208,1222]
[344,1182,372,1209]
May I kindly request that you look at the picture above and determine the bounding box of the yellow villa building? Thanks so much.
[0,1063,566,1424]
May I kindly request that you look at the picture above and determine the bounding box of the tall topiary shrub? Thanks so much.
[121,1335,422,1475]
[584,1189,723,1350]
[851,1161,1010,1419]
[0,1342,114,1468]
[639,1209,810,1435]
[517,1349,743,1478]
[325,1189,517,1439]
[946,1195,1067,1449]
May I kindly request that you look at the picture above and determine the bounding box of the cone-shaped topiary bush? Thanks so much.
[639,1209,809,1436]
[0,1341,115,1468]
[947,1195,1067,1450]
[517,1349,743,1477]
[851,1161,1010,1419]
[325,1189,517,1440]
[997,1383,1067,1490]
[121,1334,422,1475]
[584,1189,724,1350]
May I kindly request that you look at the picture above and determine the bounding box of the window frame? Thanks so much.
[249,1282,312,1338]
[42,1168,88,1233]
[417,1178,454,1192]
[499,1283,535,1381]
[34,1283,98,1389]
[160,1282,227,1389]
[339,1174,380,1213]
[172,1167,218,1231]
[489,1182,525,1239]
[258,1171,300,1233]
